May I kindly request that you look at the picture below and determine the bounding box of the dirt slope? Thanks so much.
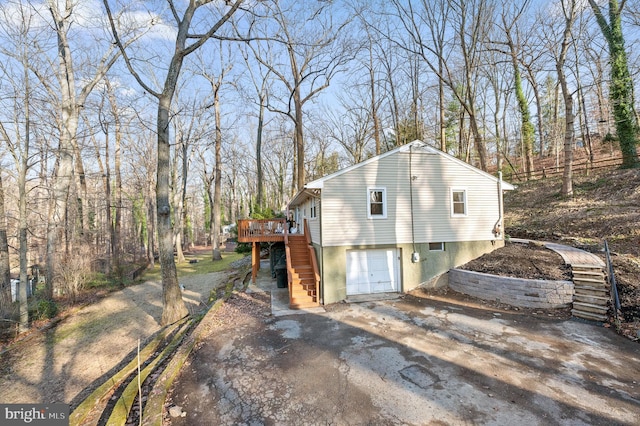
[502,167,640,340]
[0,272,228,405]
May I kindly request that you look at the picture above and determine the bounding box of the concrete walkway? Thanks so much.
[246,259,325,316]
[511,238,605,267]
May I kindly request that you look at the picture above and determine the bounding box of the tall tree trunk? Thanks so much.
[0,175,10,308]
[18,54,31,331]
[113,99,123,275]
[294,87,305,192]
[180,140,189,250]
[438,59,446,152]
[506,39,534,178]
[560,75,574,197]
[212,88,223,261]
[18,176,29,333]
[492,86,502,173]
[173,136,186,264]
[256,93,265,209]
[147,178,156,268]
[72,140,88,240]
[532,77,544,159]
[468,109,487,170]
[101,0,242,324]
[369,46,381,155]
[104,125,112,274]
[158,94,188,325]
[558,0,576,197]
[589,0,638,168]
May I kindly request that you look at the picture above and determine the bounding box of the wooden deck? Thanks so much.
[237,218,319,309]
[237,219,287,243]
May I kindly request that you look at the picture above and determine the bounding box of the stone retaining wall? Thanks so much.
[449,269,574,309]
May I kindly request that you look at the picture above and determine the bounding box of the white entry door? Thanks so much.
[346,249,400,295]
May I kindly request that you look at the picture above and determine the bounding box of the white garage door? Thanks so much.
[346,249,400,295]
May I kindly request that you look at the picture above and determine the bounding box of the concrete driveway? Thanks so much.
[168,267,639,425]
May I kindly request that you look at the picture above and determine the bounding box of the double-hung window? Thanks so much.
[367,187,387,219]
[310,198,317,219]
[451,188,467,216]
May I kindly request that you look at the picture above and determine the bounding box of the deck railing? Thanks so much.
[303,219,321,305]
[237,219,287,243]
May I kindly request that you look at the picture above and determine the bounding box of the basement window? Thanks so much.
[429,242,445,251]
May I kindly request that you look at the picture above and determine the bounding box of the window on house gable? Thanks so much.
[451,189,467,216]
[368,187,387,219]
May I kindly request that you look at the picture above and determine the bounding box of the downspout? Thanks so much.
[493,171,504,239]
[410,145,419,263]
[318,193,323,305]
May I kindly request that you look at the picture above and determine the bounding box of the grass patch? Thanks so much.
[573,176,609,194]
[85,273,124,291]
[141,252,246,282]
[51,314,110,344]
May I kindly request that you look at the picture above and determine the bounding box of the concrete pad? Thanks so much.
[170,290,640,426]
[246,259,325,316]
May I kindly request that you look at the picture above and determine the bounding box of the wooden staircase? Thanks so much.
[571,264,609,322]
[286,233,320,309]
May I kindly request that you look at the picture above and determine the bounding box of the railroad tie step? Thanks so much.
[573,276,607,286]
[572,269,606,278]
[572,301,608,315]
[573,294,609,306]
[571,309,608,322]
[574,287,609,298]
[571,264,604,271]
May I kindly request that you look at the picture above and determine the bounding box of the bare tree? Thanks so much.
[0,1,42,330]
[322,90,373,165]
[105,79,124,275]
[241,47,272,210]
[196,43,235,261]
[365,26,383,156]
[542,0,578,196]
[103,0,244,325]
[248,1,353,193]
[26,0,125,300]
[496,1,536,179]
[0,174,10,310]
[86,109,112,271]
[482,47,512,174]
[389,0,494,170]
[520,26,549,160]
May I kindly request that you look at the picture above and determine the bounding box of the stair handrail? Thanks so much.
[603,240,621,323]
[284,227,293,303]
[303,219,320,305]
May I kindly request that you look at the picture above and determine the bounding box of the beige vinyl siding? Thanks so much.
[294,196,321,245]
[308,197,321,244]
[320,150,502,247]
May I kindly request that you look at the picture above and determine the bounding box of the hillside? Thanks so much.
[503,167,640,339]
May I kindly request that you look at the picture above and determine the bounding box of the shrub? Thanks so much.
[235,242,252,254]
[57,251,93,302]
[31,299,58,321]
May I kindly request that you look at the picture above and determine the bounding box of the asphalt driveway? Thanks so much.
[168,275,639,425]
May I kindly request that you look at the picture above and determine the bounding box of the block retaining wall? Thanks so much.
[449,269,574,309]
